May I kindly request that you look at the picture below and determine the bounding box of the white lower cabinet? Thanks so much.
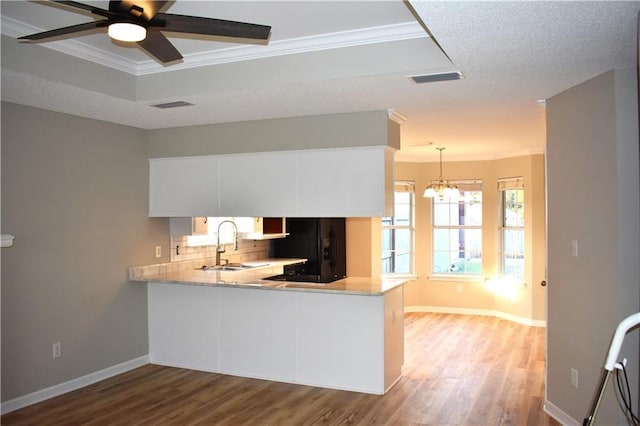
[296,292,385,392]
[384,282,404,389]
[217,287,297,381]
[148,284,220,372]
[147,283,404,394]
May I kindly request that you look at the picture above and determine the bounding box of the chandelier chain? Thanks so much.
[424,147,460,201]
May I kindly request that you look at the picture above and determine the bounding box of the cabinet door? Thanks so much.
[296,147,391,217]
[193,217,209,234]
[149,156,219,217]
[218,287,297,381]
[169,217,209,236]
[296,291,385,393]
[218,152,297,217]
[384,285,404,391]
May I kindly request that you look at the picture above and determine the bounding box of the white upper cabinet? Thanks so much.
[149,156,219,217]
[149,146,394,217]
[218,152,298,217]
[236,217,288,240]
[296,147,393,217]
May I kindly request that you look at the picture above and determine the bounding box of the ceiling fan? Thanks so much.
[18,1,272,64]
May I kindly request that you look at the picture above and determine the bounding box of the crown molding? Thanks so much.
[1,16,141,73]
[387,109,407,125]
[2,16,426,76]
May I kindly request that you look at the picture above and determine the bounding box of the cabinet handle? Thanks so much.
[540,280,547,287]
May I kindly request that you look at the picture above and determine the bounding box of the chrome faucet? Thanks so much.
[216,220,238,266]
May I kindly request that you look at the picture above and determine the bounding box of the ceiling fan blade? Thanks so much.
[18,21,106,41]
[137,31,182,63]
[151,13,271,40]
[53,1,117,19]
[109,1,168,21]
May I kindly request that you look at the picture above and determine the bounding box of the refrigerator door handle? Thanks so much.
[329,227,337,272]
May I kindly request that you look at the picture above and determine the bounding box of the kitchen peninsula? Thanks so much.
[129,260,406,395]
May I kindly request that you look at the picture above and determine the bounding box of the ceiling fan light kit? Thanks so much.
[423,147,460,201]
[108,22,146,42]
[18,1,272,64]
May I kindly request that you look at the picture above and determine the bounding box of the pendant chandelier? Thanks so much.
[423,147,460,201]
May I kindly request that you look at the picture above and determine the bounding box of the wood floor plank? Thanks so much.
[2,313,559,425]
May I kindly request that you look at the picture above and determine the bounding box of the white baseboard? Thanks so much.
[1,355,150,415]
[405,305,547,327]
[544,400,580,426]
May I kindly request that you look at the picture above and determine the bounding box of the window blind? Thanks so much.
[452,179,482,192]
[497,177,524,191]
[395,181,415,193]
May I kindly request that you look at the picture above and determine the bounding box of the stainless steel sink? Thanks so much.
[196,263,267,271]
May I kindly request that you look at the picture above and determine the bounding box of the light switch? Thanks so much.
[571,240,579,257]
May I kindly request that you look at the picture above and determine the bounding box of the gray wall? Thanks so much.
[546,68,639,423]
[146,110,397,158]
[0,102,399,405]
[1,102,169,401]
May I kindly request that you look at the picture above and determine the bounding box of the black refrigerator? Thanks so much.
[268,218,346,283]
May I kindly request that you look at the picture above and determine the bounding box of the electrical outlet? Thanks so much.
[456,284,463,293]
[53,342,61,359]
[155,245,162,258]
[571,368,579,388]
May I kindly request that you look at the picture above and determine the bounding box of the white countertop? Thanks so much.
[129,258,407,295]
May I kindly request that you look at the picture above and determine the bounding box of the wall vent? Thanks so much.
[150,101,194,109]
[409,71,464,84]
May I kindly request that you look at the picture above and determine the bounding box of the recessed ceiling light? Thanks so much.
[150,101,194,109]
[409,71,464,84]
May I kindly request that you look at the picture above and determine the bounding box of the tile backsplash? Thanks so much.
[170,236,270,264]
[127,235,272,281]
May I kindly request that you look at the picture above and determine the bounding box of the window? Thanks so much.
[499,178,525,279]
[382,181,415,275]
[431,181,482,275]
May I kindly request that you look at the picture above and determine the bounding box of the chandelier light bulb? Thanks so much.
[450,187,461,200]
[424,187,437,198]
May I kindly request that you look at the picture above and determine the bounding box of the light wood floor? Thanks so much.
[2,313,559,425]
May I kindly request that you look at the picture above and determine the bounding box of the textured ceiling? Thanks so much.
[398,0,640,161]
[1,1,639,162]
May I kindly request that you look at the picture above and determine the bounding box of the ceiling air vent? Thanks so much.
[409,71,464,84]
[150,101,194,109]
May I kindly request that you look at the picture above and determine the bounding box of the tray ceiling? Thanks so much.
[2,1,639,161]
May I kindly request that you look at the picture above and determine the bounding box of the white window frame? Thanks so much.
[382,181,415,277]
[430,180,483,279]
[498,177,525,280]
